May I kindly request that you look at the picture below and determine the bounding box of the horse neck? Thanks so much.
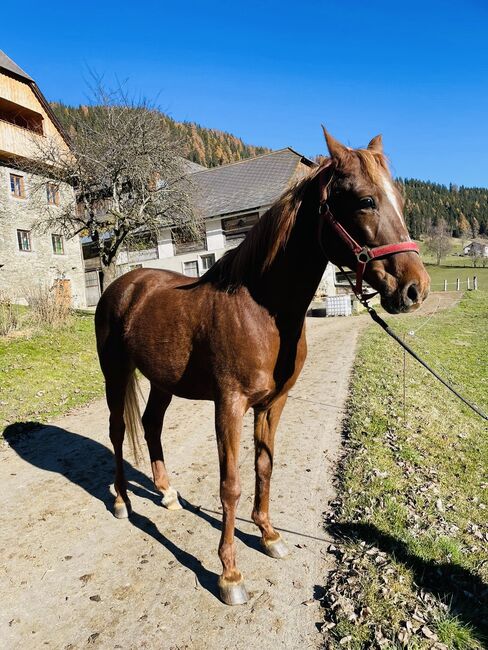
[249,204,328,327]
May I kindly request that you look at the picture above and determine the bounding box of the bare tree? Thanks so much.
[425,218,451,266]
[25,82,198,284]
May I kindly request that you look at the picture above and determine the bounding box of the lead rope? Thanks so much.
[339,266,488,422]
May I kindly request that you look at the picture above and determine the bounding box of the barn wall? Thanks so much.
[0,165,86,307]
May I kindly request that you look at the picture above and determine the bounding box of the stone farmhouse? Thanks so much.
[83,149,337,305]
[0,51,86,307]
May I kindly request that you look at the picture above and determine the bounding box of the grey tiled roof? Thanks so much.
[182,159,207,173]
[190,148,315,218]
[0,50,33,82]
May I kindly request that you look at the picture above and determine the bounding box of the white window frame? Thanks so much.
[182,259,199,278]
[51,233,64,255]
[17,229,32,252]
[199,253,215,273]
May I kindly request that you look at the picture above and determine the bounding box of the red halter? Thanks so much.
[319,203,420,300]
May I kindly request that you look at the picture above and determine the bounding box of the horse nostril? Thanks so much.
[406,282,420,304]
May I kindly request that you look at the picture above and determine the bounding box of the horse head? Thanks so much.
[318,128,430,313]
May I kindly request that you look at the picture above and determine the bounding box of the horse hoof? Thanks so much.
[162,487,182,510]
[218,575,249,606]
[114,500,131,519]
[261,535,289,559]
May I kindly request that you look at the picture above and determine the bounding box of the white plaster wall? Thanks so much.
[205,218,226,251]
[157,227,174,258]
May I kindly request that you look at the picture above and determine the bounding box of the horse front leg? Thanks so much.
[215,394,248,605]
[252,393,289,559]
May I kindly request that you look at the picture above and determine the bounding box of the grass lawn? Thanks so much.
[0,312,104,433]
[415,238,488,291]
[323,291,488,649]
[426,264,488,291]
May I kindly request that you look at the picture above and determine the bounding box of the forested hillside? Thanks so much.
[399,179,487,239]
[51,102,487,238]
[51,103,271,168]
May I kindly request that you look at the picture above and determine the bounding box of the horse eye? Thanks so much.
[359,197,375,210]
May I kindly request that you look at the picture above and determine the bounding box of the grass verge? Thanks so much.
[0,311,103,433]
[322,291,488,649]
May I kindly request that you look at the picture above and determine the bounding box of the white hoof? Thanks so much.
[161,487,182,510]
[114,501,130,519]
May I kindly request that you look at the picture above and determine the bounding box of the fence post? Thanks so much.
[474,276,478,290]
[456,278,460,291]
[467,277,471,290]
[444,279,447,291]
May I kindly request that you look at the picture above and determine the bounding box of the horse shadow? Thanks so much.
[327,521,488,643]
[2,422,236,601]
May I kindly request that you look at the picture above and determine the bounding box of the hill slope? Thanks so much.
[50,103,271,168]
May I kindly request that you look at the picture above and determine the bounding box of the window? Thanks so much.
[183,260,199,277]
[17,229,31,252]
[47,183,60,205]
[10,174,25,199]
[200,253,215,272]
[52,234,64,255]
[222,212,259,240]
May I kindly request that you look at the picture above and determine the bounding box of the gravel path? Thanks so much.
[0,315,367,650]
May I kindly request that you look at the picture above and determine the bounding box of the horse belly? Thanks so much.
[128,327,215,400]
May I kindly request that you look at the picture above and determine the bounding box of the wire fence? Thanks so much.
[430,276,480,291]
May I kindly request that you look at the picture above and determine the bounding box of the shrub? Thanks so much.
[23,282,72,328]
[0,292,21,336]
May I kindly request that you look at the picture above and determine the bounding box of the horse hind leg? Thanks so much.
[142,384,181,510]
[105,369,133,519]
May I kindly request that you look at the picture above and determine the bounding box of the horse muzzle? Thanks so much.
[381,277,430,314]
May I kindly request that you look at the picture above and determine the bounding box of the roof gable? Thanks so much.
[0,50,33,82]
[0,49,69,148]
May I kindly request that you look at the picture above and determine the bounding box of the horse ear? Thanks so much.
[322,126,348,160]
[367,134,383,153]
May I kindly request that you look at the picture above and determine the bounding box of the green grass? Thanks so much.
[324,291,488,649]
[425,264,488,291]
[0,312,104,432]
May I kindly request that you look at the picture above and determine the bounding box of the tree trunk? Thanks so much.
[100,261,118,293]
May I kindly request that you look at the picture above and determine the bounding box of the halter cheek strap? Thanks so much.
[319,203,420,300]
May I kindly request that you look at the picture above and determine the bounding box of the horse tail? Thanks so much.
[124,371,144,465]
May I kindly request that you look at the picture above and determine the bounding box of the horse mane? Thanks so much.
[354,148,389,183]
[199,147,389,291]
[200,161,329,290]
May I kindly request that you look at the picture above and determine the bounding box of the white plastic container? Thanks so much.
[325,295,352,317]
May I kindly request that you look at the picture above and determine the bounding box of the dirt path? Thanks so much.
[0,292,459,650]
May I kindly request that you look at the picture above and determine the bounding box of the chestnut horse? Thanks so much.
[95,130,430,605]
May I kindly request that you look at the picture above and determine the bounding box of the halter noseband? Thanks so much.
[318,202,420,301]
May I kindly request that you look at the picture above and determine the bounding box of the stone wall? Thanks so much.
[0,164,86,307]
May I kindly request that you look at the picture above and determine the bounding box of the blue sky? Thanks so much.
[2,0,487,186]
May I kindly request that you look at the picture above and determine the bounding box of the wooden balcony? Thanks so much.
[0,118,45,160]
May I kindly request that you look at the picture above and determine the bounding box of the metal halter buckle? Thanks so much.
[356,247,372,264]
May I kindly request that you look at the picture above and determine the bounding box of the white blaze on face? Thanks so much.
[381,172,405,228]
